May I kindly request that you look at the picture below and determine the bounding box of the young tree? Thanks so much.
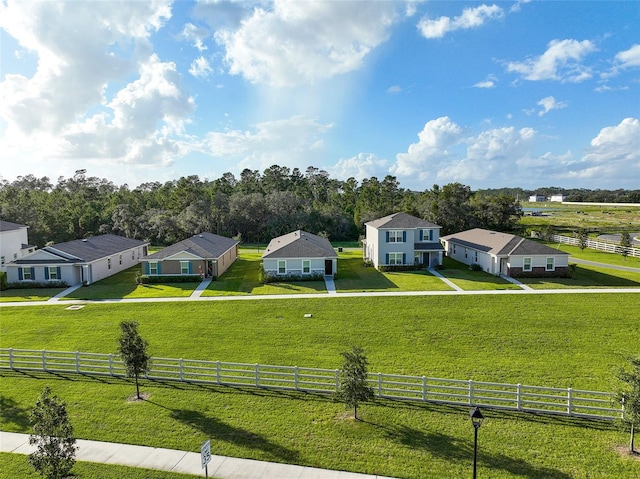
[616,356,640,454]
[336,346,375,420]
[117,321,151,400]
[29,387,77,479]
[620,232,632,260]
[577,228,588,251]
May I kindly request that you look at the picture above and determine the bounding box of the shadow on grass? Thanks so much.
[524,266,640,288]
[0,395,30,430]
[168,408,300,462]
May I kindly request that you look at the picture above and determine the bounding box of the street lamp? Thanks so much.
[470,407,484,479]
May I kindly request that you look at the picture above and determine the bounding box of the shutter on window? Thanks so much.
[30,267,35,279]
[57,267,61,279]
[402,231,406,242]
[385,231,390,242]
[45,268,49,280]
[18,268,23,280]
[385,253,389,265]
[429,230,433,241]
[157,262,162,274]
[419,230,423,241]
[402,253,406,264]
[145,263,149,274]
[188,262,192,274]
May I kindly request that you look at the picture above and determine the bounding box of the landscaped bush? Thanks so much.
[259,267,325,284]
[138,275,204,284]
[7,281,68,289]
[378,264,424,272]
[0,271,7,291]
[469,263,483,271]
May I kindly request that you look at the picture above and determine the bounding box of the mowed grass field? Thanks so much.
[2,294,640,478]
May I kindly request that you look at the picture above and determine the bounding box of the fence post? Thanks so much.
[567,388,573,415]
[422,376,427,402]
[517,384,522,411]
[216,361,221,384]
[335,369,340,393]
[42,349,47,372]
[179,358,184,382]
[377,372,382,398]
[110,354,115,376]
[469,379,474,406]
[75,351,80,374]
[294,366,299,391]
[9,348,13,370]
[255,363,259,387]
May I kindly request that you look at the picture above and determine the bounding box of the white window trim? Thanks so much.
[48,267,59,280]
[389,252,403,266]
[546,257,555,271]
[277,260,286,274]
[180,261,190,275]
[389,230,403,243]
[107,258,112,270]
[302,260,310,274]
[22,267,33,280]
[149,262,158,275]
[523,257,532,272]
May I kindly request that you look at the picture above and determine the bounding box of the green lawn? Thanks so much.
[437,257,521,290]
[2,294,639,478]
[334,251,451,292]
[541,241,640,268]
[0,288,65,303]
[521,264,640,289]
[0,453,200,479]
[202,253,327,296]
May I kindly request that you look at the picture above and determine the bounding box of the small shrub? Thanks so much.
[0,271,7,291]
[379,264,424,272]
[8,281,68,290]
[138,275,201,284]
[260,270,325,284]
[567,263,577,278]
[469,263,483,271]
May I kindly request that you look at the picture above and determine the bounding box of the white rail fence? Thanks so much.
[533,232,640,258]
[0,348,623,421]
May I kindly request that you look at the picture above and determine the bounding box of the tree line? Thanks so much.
[0,165,540,247]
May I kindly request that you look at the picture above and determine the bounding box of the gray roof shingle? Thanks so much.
[47,234,147,263]
[0,220,28,232]
[262,230,337,259]
[144,233,238,260]
[441,228,569,256]
[365,212,440,229]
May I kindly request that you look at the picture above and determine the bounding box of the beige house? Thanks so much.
[262,230,337,277]
[441,228,570,277]
[141,233,238,279]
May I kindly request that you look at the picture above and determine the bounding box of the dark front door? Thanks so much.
[324,260,332,275]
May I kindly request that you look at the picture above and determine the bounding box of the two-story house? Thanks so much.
[363,212,444,269]
[0,220,35,272]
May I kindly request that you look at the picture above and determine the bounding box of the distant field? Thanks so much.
[520,202,640,231]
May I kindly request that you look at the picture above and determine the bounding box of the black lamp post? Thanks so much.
[470,407,484,479]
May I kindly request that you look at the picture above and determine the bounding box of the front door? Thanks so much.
[324,260,332,275]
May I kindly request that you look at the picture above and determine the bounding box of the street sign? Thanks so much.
[201,439,211,469]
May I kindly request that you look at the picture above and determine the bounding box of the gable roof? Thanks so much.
[262,230,337,259]
[46,234,147,263]
[441,228,569,257]
[0,220,28,232]
[365,212,440,229]
[144,233,238,260]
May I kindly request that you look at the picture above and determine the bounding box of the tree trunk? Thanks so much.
[135,374,140,400]
[354,403,358,421]
[631,422,636,454]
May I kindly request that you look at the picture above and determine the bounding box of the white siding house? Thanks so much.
[0,220,35,271]
[262,230,337,277]
[363,212,444,269]
[440,228,570,277]
[5,234,148,286]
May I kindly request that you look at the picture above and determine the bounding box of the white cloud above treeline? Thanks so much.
[418,4,504,39]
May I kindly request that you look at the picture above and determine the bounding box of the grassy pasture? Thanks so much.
[520,203,640,231]
[2,294,640,478]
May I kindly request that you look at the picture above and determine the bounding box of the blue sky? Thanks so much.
[1,0,638,190]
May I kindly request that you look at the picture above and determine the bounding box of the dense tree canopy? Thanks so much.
[8,167,634,246]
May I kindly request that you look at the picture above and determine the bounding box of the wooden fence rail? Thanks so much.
[533,233,640,258]
[0,348,623,421]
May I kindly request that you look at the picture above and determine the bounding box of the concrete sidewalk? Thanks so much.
[1,431,397,479]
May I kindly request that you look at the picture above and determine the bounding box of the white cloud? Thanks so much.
[189,56,213,78]
[203,116,334,172]
[602,44,640,79]
[180,22,209,51]
[510,0,532,13]
[391,117,464,179]
[566,118,640,184]
[387,85,403,94]
[418,4,504,39]
[215,0,398,87]
[506,39,597,82]
[473,80,495,89]
[537,96,568,116]
[330,153,390,181]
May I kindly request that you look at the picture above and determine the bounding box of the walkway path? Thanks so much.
[427,268,462,291]
[0,431,396,479]
[324,275,336,294]
[499,275,533,291]
[191,279,213,298]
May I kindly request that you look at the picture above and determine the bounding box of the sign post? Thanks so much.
[201,439,211,478]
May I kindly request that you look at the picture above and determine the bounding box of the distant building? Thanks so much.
[528,195,546,202]
[550,194,566,202]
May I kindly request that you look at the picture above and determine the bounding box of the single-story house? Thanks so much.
[0,220,35,271]
[363,212,444,269]
[5,234,148,285]
[440,228,570,277]
[262,230,337,277]
[528,195,546,202]
[550,194,566,202]
[140,233,238,279]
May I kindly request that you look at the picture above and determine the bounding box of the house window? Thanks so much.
[421,229,433,241]
[302,260,310,274]
[48,267,59,280]
[474,251,478,263]
[389,252,403,265]
[108,258,111,270]
[388,230,404,243]
[546,257,555,271]
[119,254,122,265]
[149,262,158,275]
[278,260,286,274]
[464,248,468,259]
[523,257,532,272]
[13,253,18,260]
[452,244,456,255]
[0,256,4,266]
[132,251,135,260]
[22,268,32,280]
[180,261,190,275]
